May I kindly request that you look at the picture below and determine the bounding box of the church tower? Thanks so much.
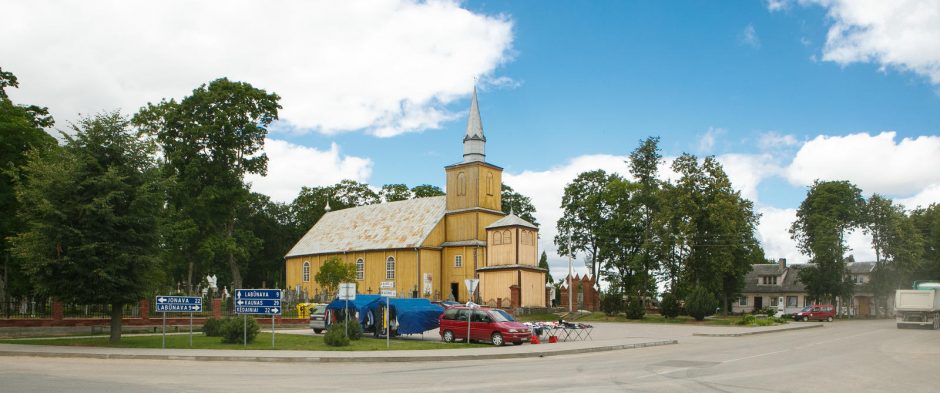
[440,87,507,302]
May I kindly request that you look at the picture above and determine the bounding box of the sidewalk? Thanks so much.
[0,337,676,363]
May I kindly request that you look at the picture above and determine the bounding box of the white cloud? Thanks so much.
[756,206,803,263]
[896,183,940,210]
[758,131,799,150]
[0,0,514,137]
[740,24,762,49]
[246,139,373,203]
[806,0,940,85]
[785,132,940,196]
[717,153,780,202]
[766,0,791,12]
[697,127,726,153]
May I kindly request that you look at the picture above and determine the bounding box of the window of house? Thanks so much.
[356,258,364,281]
[761,276,778,285]
[787,296,798,307]
[455,255,462,268]
[302,261,310,282]
[770,297,779,307]
[386,256,395,280]
[804,296,811,307]
[738,297,748,306]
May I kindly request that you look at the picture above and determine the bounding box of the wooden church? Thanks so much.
[284,89,547,307]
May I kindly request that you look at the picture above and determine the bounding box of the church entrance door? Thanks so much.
[451,283,460,302]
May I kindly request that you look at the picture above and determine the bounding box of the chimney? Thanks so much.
[778,258,787,268]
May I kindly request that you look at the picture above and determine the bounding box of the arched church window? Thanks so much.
[356,258,364,281]
[386,256,396,280]
[503,230,511,244]
[492,231,500,245]
[303,261,310,282]
[457,172,466,196]
[486,173,494,196]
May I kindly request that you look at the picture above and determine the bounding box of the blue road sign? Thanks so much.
[234,289,281,300]
[154,296,203,312]
[234,289,282,315]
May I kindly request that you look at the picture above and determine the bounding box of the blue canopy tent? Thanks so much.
[326,294,382,325]
[365,298,444,336]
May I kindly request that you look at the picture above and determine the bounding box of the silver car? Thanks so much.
[309,304,328,334]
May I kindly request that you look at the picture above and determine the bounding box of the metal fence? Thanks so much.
[62,302,141,319]
[1,297,52,319]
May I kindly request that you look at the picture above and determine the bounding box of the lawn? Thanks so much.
[0,332,490,351]
[516,311,753,326]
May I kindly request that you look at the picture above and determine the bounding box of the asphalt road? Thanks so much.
[1,319,938,392]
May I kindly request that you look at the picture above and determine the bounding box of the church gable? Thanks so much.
[285,196,446,257]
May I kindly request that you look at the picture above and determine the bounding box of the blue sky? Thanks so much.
[4,0,939,279]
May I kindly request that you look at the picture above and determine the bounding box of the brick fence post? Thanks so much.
[51,299,63,321]
[545,287,551,308]
[509,285,520,309]
[139,299,150,321]
[212,298,222,319]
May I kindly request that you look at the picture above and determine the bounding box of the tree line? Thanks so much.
[555,137,765,319]
[0,69,537,342]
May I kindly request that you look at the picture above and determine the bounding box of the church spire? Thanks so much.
[463,86,486,163]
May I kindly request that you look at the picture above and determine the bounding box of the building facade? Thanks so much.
[284,90,547,307]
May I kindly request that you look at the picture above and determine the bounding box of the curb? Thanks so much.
[692,323,824,337]
[0,339,677,363]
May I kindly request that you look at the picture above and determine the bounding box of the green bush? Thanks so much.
[201,318,223,337]
[625,296,645,320]
[220,316,260,344]
[660,292,680,319]
[685,286,718,321]
[342,320,363,340]
[600,291,624,315]
[324,322,350,347]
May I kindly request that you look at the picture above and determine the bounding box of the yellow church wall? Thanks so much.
[420,249,441,299]
[518,228,538,266]
[445,164,480,211]
[477,212,503,241]
[476,166,502,211]
[421,219,446,247]
[479,270,515,305]
[521,270,546,307]
[445,212,480,242]
[441,246,485,302]
[285,249,425,299]
[486,229,516,266]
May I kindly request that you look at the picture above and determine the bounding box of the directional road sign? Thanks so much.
[154,296,202,312]
[338,283,356,300]
[234,289,282,315]
[380,289,396,297]
[380,281,395,289]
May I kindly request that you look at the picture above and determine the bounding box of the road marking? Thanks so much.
[721,349,789,364]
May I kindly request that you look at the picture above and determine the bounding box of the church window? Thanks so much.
[486,173,494,196]
[522,231,529,245]
[457,172,466,196]
[455,255,463,268]
[503,230,511,244]
[492,232,500,245]
[386,256,396,280]
[302,261,310,282]
[356,258,364,281]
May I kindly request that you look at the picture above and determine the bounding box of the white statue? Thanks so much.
[206,274,218,290]
[222,286,230,300]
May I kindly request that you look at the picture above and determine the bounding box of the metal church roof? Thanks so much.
[285,196,446,257]
[485,213,538,230]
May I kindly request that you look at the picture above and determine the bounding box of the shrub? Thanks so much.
[343,320,363,340]
[201,318,223,337]
[600,291,624,315]
[685,286,718,321]
[220,316,260,344]
[625,296,645,320]
[660,292,680,319]
[324,322,350,347]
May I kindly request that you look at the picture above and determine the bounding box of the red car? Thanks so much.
[793,304,835,322]
[439,306,530,346]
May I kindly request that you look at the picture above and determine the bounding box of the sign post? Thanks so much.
[464,279,479,345]
[234,289,282,348]
[154,295,202,349]
[380,281,395,348]
[338,283,357,338]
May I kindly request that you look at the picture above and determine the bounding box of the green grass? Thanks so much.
[516,312,757,326]
[0,332,491,351]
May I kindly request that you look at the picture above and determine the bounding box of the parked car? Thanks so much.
[309,304,328,334]
[438,306,530,346]
[432,300,461,309]
[793,304,835,322]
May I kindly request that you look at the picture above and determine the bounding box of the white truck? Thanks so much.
[895,282,940,329]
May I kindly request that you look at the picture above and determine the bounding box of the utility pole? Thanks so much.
[567,234,573,313]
